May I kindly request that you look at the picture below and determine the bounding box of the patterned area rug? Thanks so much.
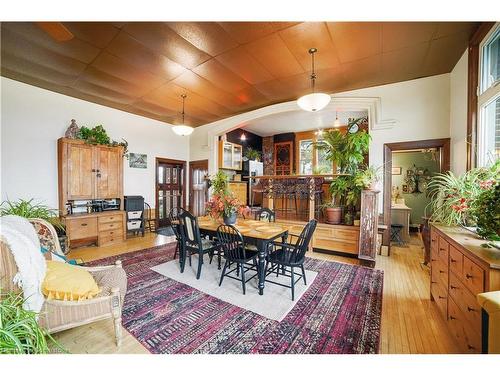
[87,244,384,354]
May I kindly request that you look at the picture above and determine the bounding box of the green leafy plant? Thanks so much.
[354,165,381,189]
[244,147,261,161]
[210,171,229,195]
[470,182,500,242]
[314,118,371,210]
[427,160,499,226]
[0,292,65,354]
[77,125,129,158]
[0,199,64,230]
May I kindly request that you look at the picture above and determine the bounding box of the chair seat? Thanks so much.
[268,248,302,266]
[186,238,218,251]
[230,247,258,263]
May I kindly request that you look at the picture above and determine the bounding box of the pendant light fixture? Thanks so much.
[240,132,247,141]
[297,48,331,112]
[172,94,194,136]
[333,111,341,127]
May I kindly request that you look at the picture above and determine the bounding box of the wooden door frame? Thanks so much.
[155,157,187,227]
[188,159,209,212]
[382,138,450,254]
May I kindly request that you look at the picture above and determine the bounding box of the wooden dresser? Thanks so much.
[58,138,126,248]
[430,225,500,353]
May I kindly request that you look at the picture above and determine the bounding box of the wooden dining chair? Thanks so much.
[216,225,258,295]
[264,219,317,300]
[178,209,220,279]
[166,206,185,260]
[254,207,276,222]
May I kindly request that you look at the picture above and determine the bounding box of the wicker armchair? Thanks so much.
[0,218,127,346]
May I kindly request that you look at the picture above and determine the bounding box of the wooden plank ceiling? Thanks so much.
[1,22,479,127]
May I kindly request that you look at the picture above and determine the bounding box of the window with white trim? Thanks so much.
[478,23,500,166]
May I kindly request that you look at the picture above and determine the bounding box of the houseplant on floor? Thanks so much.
[0,292,64,354]
[314,118,371,224]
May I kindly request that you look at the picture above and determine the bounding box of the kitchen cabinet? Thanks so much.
[218,141,243,170]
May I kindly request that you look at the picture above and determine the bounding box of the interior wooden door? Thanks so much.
[189,160,208,217]
[66,143,95,200]
[156,159,185,228]
[274,141,293,175]
[96,147,122,198]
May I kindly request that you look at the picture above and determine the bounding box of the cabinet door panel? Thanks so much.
[67,143,94,199]
[97,148,122,198]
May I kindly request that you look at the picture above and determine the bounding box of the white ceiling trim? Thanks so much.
[201,96,396,175]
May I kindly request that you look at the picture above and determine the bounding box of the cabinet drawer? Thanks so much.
[98,221,123,231]
[99,229,123,238]
[313,238,358,255]
[431,280,448,319]
[431,259,448,287]
[67,217,97,240]
[447,297,481,353]
[99,234,122,247]
[449,273,481,332]
[449,245,463,277]
[438,236,449,264]
[462,256,484,296]
[334,228,359,242]
[98,213,123,224]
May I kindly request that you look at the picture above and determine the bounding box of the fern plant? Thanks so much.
[0,292,65,354]
[0,199,63,230]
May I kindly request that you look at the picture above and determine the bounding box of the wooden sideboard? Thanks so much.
[430,225,500,353]
[58,138,125,248]
[64,211,126,248]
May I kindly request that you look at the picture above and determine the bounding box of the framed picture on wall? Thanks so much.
[402,184,409,193]
[392,166,402,175]
[129,153,147,169]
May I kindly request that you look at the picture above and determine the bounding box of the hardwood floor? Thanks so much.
[57,232,459,354]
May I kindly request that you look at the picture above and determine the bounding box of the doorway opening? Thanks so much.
[155,158,186,229]
[383,138,450,257]
[189,159,209,217]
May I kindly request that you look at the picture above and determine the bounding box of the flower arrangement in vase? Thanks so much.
[205,171,244,225]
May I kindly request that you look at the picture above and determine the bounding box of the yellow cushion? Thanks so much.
[42,261,101,301]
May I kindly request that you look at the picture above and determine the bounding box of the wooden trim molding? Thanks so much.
[466,22,495,170]
[382,138,450,254]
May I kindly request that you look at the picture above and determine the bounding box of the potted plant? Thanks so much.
[470,182,500,245]
[244,147,261,162]
[427,160,499,227]
[0,198,67,253]
[206,171,244,225]
[314,118,371,223]
[0,292,65,353]
[354,165,381,190]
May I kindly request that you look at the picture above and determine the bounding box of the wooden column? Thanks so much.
[267,178,274,210]
[358,189,380,267]
[308,177,316,221]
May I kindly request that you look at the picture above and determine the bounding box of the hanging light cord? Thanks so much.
[309,48,317,93]
[181,94,187,124]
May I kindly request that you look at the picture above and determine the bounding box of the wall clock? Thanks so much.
[348,123,359,134]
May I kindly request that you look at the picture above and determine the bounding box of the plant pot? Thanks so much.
[344,212,354,226]
[353,219,360,226]
[223,212,237,225]
[325,207,343,224]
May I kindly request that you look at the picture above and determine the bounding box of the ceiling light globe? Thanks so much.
[297,93,331,112]
[172,125,194,136]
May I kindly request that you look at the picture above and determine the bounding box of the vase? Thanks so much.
[223,212,237,225]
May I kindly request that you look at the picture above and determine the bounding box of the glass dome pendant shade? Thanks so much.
[172,94,194,136]
[297,48,331,112]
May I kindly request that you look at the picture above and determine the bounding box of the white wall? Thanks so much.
[449,50,469,176]
[191,74,452,209]
[1,77,190,209]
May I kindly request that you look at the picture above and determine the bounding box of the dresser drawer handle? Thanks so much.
[467,306,476,312]
[110,232,114,235]
[431,281,437,284]
[109,217,114,220]
[467,345,475,350]
[466,273,473,279]
[450,258,456,263]
[450,285,458,290]
[431,239,436,242]
[449,315,456,320]
[431,258,437,262]
[438,296,446,299]
[81,223,88,226]
[439,248,446,251]
[439,270,445,274]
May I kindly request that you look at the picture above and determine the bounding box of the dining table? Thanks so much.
[196,216,289,295]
